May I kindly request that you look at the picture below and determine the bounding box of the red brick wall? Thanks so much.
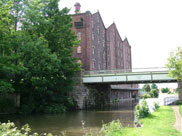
[72,12,132,72]
[72,13,91,70]
[90,12,107,71]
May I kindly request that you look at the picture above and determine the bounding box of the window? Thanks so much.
[103,62,106,69]
[97,14,100,23]
[92,46,95,54]
[103,51,105,60]
[92,32,94,40]
[91,20,94,28]
[97,26,100,34]
[92,60,95,69]
[77,32,81,40]
[99,63,101,70]
[117,42,119,48]
[107,56,110,64]
[98,38,100,44]
[102,31,105,38]
[103,40,105,47]
[77,46,82,54]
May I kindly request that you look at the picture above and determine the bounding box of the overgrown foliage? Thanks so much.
[153,102,160,111]
[142,84,151,93]
[167,47,182,102]
[141,83,159,98]
[167,47,182,81]
[0,0,80,113]
[0,121,63,136]
[161,87,170,93]
[135,99,149,119]
[84,120,123,136]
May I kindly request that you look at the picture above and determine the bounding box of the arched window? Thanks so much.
[77,32,81,40]
[77,46,82,54]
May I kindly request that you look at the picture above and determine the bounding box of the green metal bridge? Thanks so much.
[82,67,177,84]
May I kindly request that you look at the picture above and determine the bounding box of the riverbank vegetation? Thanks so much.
[180,105,182,116]
[167,47,182,102]
[121,106,181,136]
[0,0,80,114]
[84,106,181,136]
[1,106,181,136]
[141,83,159,98]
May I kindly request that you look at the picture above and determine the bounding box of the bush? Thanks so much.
[44,104,66,114]
[161,88,170,93]
[153,102,160,111]
[176,100,182,105]
[149,89,159,98]
[0,121,62,136]
[135,99,150,119]
[142,93,151,99]
[83,120,122,136]
[99,120,122,136]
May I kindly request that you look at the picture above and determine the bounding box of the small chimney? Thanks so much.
[74,2,81,14]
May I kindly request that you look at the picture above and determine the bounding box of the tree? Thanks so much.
[151,83,158,90]
[149,89,159,98]
[0,0,80,113]
[161,88,170,93]
[166,47,182,102]
[19,0,80,113]
[0,0,23,94]
[142,84,151,93]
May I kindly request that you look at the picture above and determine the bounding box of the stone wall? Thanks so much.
[71,85,89,109]
[71,83,111,109]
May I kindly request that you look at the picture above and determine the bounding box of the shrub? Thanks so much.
[161,88,170,93]
[135,99,150,119]
[153,102,160,111]
[149,89,159,98]
[142,93,151,99]
[176,100,182,105]
[99,120,122,136]
[83,120,122,136]
[0,121,61,136]
[44,104,66,114]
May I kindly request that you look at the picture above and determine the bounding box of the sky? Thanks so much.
[59,0,182,88]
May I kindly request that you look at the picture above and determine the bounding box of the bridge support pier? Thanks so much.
[178,82,182,102]
[86,84,111,108]
[71,83,111,109]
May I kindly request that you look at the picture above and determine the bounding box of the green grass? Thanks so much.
[121,106,182,136]
[180,105,182,116]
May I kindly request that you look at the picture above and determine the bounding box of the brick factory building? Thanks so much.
[72,3,138,102]
[72,3,131,71]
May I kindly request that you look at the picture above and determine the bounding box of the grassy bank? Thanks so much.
[121,106,181,136]
[180,105,182,116]
[85,106,181,136]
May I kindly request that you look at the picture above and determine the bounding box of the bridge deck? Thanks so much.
[82,70,177,84]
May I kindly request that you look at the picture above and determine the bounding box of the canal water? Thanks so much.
[0,100,137,136]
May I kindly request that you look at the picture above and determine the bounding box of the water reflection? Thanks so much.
[0,100,137,136]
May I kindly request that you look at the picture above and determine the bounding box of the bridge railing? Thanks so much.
[84,67,169,75]
[163,96,178,105]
